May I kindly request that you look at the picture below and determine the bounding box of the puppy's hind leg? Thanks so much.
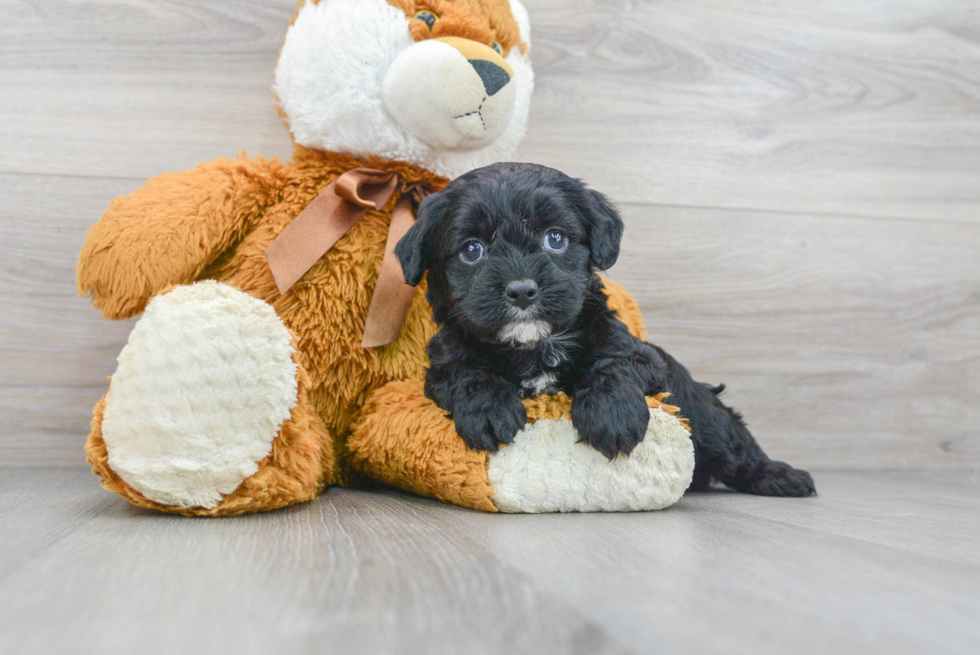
[653,346,816,498]
[698,396,816,497]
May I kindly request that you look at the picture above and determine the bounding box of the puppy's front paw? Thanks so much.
[452,389,527,452]
[572,386,650,460]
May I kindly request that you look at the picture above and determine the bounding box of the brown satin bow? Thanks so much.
[264,168,428,348]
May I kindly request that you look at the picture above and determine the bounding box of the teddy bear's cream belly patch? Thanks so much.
[487,407,695,513]
[101,281,299,509]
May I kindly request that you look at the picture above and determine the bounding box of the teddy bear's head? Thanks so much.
[275,0,533,179]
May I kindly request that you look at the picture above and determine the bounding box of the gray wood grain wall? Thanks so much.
[2,0,978,469]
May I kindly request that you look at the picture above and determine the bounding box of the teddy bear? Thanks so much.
[77,0,695,516]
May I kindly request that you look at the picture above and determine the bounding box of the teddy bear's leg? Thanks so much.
[348,381,499,512]
[349,380,695,513]
[85,281,334,516]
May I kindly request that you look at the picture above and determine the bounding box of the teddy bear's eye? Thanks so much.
[491,41,503,55]
[415,10,438,29]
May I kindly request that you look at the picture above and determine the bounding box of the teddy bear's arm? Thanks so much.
[77,157,288,320]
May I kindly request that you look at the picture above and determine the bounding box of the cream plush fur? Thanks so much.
[275,0,534,180]
[381,38,518,151]
[101,282,299,509]
[488,407,695,513]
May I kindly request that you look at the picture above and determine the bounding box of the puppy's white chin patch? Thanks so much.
[499,320,551,348]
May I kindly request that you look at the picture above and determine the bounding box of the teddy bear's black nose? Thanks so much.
[505,280,539,309]
[469,59,511,96]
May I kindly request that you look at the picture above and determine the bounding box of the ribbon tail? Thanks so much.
[361,196,419,348]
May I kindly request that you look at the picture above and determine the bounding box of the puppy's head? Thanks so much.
[395,162,624,348]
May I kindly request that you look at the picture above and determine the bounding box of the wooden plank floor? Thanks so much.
[1,468,978,655]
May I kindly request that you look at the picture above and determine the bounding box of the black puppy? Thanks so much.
[395,163,815,497]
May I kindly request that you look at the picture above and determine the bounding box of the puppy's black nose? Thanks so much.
[505,280,539,309]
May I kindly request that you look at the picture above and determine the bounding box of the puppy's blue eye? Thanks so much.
[543,230,567,253]
[460,240,486,264]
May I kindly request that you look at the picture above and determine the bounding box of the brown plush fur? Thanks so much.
[601,277,648,342]
[349,379,499,512]
[394,0,526,56]
[349,380,683,512]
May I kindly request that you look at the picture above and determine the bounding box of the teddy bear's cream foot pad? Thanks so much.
[100,281,299,509]
[487,408,695,513]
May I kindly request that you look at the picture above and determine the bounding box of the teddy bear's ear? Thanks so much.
[396,192,451,287]
[580,187,625,271]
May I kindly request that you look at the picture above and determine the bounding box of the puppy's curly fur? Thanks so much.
[396,163,815,497]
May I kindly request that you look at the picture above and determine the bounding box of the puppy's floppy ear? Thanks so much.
[581,188,625,271]
[395,191,450,286]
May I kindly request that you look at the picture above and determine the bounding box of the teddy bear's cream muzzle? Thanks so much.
[382,36,517,152]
